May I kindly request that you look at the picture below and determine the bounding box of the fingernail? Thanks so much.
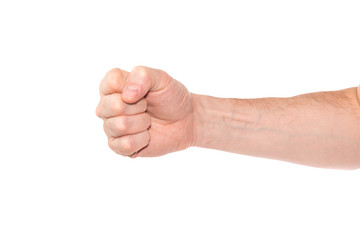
[123,84,139,98]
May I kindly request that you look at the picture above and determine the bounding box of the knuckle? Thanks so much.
[108,138,118,153]
[96,98,106,118]
[96,104,102,118]
[110,95,123,113]
[103,121,108,133]
[108,136,135,156]
[108,138,129,156]
[103,120,112,136]
[106,68,122,80]
[120,137,134,154]
[105,68,123,91]
[132,65,148,78]
[115,117,128,133]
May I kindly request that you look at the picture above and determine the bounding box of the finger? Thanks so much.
[108,131,150,156]
[121,66,172,104]
[99,68,129,96]
[96,93,147,118]
[104,113,151,137]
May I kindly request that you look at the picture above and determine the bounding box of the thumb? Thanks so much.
[122,66,167,104]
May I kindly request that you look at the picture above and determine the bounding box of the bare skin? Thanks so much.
[96,66,360,169]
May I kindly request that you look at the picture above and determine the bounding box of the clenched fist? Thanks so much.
[96,66,196,157]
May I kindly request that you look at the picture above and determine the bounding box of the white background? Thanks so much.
[0,0,359,239]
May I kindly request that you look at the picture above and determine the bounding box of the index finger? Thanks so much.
[99,68,129,96]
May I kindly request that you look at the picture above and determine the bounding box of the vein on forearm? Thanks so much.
[193,88,360,169]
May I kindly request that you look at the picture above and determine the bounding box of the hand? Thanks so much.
[96,66,195,157]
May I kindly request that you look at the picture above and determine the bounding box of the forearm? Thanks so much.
[191,88,360,169]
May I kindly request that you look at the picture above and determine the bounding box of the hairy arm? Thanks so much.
[97,67,360,169]
[191,87,360,169]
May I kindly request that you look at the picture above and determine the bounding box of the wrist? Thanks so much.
[189,93,227,149]
[189,93,202,148]
[189,93,261,151]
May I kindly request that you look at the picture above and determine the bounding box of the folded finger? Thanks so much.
[108,131,150,156]
[99,68,129,96]
[97,93,147,118]
[104,113,151,137]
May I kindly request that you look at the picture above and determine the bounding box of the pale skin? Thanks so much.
[96,66,360,170]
